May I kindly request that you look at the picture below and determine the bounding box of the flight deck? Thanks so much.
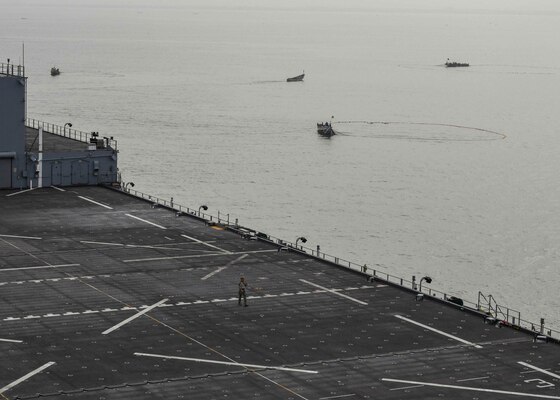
[1,186,559,399]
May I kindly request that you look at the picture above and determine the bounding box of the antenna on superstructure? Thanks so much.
[23,41,27,120]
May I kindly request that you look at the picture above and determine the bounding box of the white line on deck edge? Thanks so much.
[395,315,483,349]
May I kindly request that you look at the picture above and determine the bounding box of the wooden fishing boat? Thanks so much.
[287,73,304,82]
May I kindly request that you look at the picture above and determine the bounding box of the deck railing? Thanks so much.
[26,118,118,150]
[121,185,560,342]
[0,62,25,77]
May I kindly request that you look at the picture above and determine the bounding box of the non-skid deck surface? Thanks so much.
[1,186,559,399]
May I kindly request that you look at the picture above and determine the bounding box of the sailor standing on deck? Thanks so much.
[238,276,248,307]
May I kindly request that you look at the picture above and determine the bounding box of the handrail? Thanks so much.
[25,118,118,150]
[0,62,25,77]
[120,184,560,342]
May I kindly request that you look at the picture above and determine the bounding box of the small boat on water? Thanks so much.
[51,67,60,76]
[445,59,469,68]
[317,122,335,137]
[287,72,304,82]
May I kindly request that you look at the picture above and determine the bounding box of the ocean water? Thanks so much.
[2,0,560,328]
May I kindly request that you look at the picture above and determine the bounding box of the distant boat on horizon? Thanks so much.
[50,67,60,76]
[445,59,469,68]
[287,72,304,82]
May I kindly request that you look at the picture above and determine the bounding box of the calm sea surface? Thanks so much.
[2,0,560,327]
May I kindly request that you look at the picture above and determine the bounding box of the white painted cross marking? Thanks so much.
[0,362,56,394]
[201,254,249,280]
[519,362,560,380]
[181,234,231,254]
[102,298,168,335]
[78,195,113,210]
[394,315,483,349]
[299,279,368,305]
[125,214,167,229]
[134,352,318,374]
[382,378,560,399]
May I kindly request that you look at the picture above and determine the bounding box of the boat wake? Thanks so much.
[334,121,507,142]
[248,80,287,85]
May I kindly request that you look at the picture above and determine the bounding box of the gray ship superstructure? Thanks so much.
[0,62,117,190]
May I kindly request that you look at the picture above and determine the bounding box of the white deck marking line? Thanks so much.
[389,384,424,391]
[134,352,318,374]
[299,279,368,305]
[2,286,376,322]
[126,245,215,252]
[80,240,191,251]
[0,263,80,272]
[0,338,23,343]
[382,378,560,399]
[125,213,166,229]
[81,240,124,246]
[181,234,231,254]
[456,376,489,382]
[519,362,560,380]
[319,394,356,399]
[50,186,65,192]
[5,188,36,197]
[77,195,113,210]
[395,315,483,349]
[102,298,168,335]
[201,254,249,280]
[0,362,56,395]
[81,239,220,247]
[123,249,276,263]
[0,234,42,240]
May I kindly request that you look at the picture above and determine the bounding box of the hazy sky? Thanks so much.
[5,0,560,14]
